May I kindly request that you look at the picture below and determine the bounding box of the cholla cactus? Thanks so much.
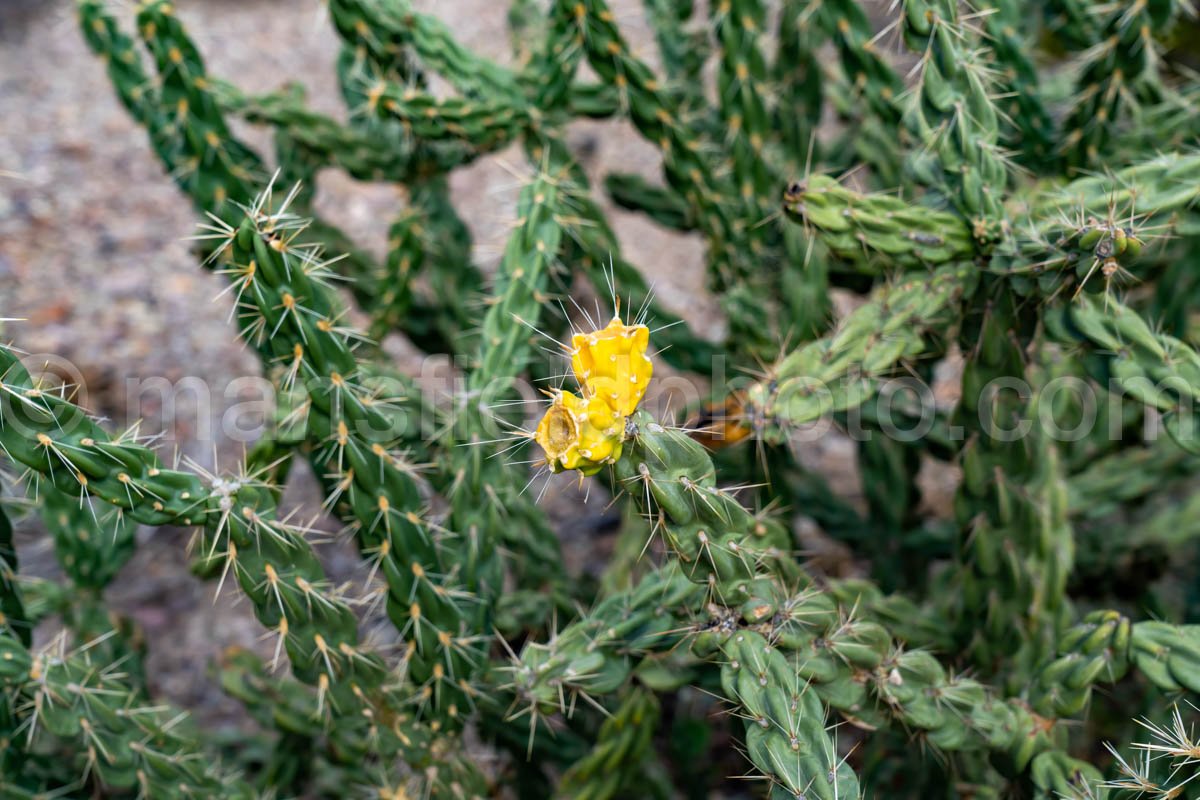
[4,0,1200,796]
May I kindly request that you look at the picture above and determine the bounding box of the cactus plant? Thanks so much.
[5,0,1200,796]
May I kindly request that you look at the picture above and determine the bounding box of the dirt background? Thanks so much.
[0,0,912,742]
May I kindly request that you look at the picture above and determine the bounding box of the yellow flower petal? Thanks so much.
[570,317,652,417]
[534,390,625,476]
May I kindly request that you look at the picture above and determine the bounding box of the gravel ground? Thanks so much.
[0,0,948,743]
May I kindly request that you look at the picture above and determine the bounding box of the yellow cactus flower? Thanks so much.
[570,317,653,417]
[535,389,625,475]
[535,313,654,476]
